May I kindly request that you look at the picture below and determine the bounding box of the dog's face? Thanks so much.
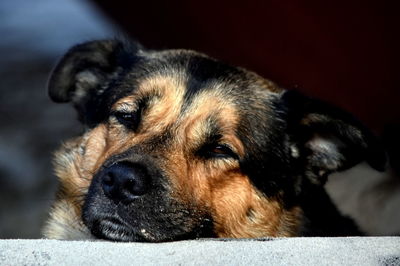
[43,40,385,241]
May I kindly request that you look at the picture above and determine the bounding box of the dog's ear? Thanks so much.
[281,90,386,186]
[48,39,140,125]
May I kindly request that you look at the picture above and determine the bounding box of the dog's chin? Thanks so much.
[87,215,183,242]
[85,213,215,242]
[88,217,150,242]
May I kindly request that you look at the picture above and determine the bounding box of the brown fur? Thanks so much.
[44,75,302,239]
[45,40,383,240]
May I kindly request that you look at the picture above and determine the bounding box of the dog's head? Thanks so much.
[44,40,385,241]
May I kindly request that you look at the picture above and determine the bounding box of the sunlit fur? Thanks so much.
[45,40,382,240]
[44,74,302,239]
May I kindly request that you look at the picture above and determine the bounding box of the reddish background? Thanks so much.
[94,0,399,134]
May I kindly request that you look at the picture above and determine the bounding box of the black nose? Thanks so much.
[101,162,150,202]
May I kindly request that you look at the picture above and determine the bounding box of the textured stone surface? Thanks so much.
[1,238,399,265]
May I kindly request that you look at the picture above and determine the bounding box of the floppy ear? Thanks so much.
[48,39,140,125]
[282,90,386,186]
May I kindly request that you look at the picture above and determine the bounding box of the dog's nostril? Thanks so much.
[124,175,147,196]
[101,172,115,198]
[124,179,139,196]
[102,172,114,187]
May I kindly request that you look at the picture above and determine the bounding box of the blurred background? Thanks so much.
[0,0,399,238]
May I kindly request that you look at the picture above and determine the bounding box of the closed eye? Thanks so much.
[111,97,148,130]
[198,143,239,160]
[112,111,140,130]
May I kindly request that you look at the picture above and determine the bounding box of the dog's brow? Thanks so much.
[111,75,187,133]
[202,116,222,141]
[112,95,137,111]
[189,114,242,154]
[114,102,135,112]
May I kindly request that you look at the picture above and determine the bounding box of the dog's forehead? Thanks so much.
[112,52,234,117]
[107,50,283,149]
[112,50,281,111]
[112,73,241,136]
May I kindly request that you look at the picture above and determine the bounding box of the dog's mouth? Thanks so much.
[90,216,148,242]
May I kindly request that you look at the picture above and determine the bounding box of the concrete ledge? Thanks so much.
[1,238,399,265]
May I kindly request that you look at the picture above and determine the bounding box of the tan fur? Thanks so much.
[43,126,108,239]
[164,145,302,238]
[43,199,93,240]
[45,74,302,239]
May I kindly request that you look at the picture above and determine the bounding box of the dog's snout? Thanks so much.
[101,162,150,202]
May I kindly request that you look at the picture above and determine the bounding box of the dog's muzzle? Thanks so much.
[82,156,160,242]
[82,154,214,242]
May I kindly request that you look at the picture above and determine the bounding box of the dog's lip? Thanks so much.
[90,217,143,242]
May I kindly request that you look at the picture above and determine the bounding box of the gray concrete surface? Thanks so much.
[0,238,399,266]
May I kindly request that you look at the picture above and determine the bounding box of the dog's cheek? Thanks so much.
[208,172,303,238]
[79,125,109,178]
[53,124,109,206]
[46,125,110,239]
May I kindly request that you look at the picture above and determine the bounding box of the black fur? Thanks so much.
[49,39,386,240]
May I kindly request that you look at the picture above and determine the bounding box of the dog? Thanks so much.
[43,39,386,241]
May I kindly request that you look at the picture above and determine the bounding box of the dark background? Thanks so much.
[0,0,399,238]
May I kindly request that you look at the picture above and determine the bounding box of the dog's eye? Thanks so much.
[112,111,139,130]
[200,144,239,160]
[112,98,148,130]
